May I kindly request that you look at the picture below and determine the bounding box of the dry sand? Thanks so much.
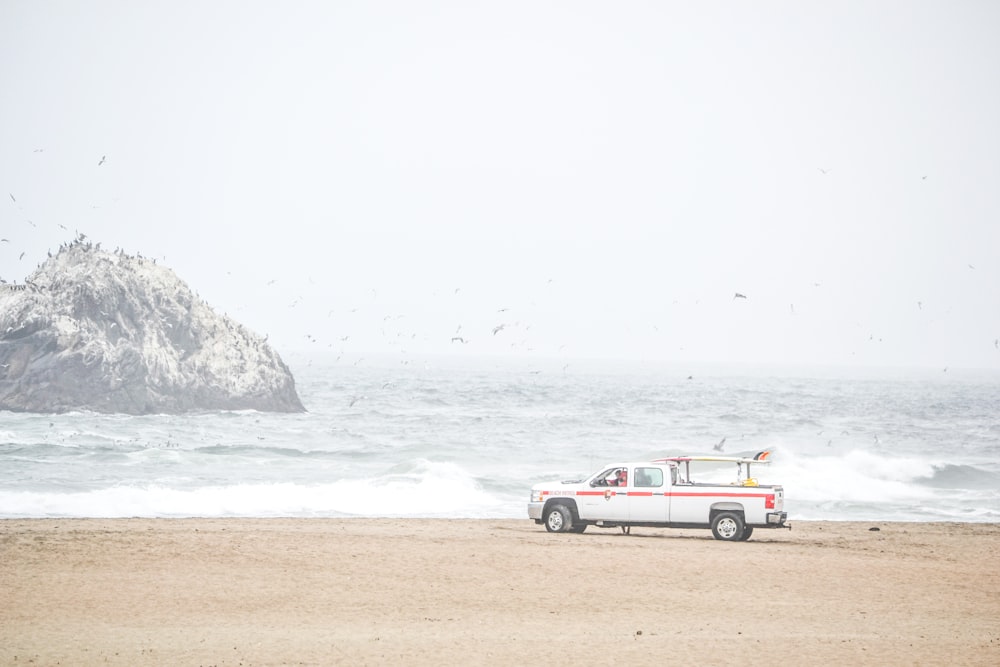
[2,519,998,666]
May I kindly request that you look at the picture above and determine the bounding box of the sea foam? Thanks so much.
[2,359,998,521]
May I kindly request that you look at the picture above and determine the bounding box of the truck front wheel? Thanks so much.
[711,512,745,541]
[544,503,574,533]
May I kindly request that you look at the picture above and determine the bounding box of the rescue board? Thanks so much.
[652,450,772,465]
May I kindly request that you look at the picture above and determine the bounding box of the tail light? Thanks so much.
[765,493,775,509]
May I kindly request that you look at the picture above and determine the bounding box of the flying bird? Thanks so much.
[733,292,747,300]
[817,167,831,174]
[98,155,106,166]
[451,336,468,344]
[492,324,506,335]
[8,193,14,202]
[714,437,726,452]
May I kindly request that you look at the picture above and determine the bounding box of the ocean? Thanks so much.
[2,354,998,522]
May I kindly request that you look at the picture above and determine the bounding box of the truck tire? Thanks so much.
[711,511,745,541]
[544,503,573,533]
[738,526,754,541]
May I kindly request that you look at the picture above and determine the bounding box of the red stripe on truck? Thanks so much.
[668,491,774,500]
[550,490,774,501]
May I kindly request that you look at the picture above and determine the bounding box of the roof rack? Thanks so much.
[650,450,772,485]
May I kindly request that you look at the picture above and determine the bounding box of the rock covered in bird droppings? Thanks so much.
[0,236,304,414]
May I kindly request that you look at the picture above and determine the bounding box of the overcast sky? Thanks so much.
[2,1,999,371]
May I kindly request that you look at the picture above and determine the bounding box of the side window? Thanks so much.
[634,467,664,488]
[591,468,620,487]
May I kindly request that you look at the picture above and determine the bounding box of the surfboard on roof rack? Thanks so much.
[652,450,772,465]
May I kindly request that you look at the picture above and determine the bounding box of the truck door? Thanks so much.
[627,466,669,522]
[577,467,629,522]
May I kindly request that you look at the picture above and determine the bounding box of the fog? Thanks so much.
[3,1,999,371]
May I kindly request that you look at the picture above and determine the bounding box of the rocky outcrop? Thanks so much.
[0,237,305,414]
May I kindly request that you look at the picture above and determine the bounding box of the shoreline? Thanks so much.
[3,519,999,665]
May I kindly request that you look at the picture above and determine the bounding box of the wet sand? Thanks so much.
[2,519,998,665]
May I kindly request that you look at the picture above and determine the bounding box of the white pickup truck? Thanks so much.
[528,452,788,541]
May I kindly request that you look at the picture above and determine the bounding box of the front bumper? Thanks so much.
[527,502,543,521]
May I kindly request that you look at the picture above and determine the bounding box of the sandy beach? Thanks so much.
[2,519,998,666]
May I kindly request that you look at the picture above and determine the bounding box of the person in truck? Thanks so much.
[601,469,624,486]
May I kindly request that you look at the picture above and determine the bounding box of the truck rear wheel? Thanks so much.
[738,526,754,541]
[711,512,745,541]
[544,503,573,533]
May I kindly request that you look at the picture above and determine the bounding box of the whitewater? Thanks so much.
[2,354,998,522]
